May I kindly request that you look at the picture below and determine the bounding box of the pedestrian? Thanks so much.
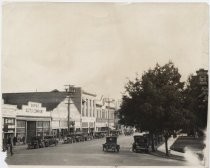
[7,135,14,156]
[13,136,17,146]
[2,138,7,152]
[22,136,25,144]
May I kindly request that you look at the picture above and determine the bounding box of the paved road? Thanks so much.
[6,135,186,166]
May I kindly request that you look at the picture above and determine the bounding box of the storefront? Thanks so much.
[2,103,17,142]
[15,119,51,143]
[52,119,74,137]
[16,101,51,143]
[81,117,96,133]
[81,122,88,133]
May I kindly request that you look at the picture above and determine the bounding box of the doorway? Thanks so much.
[27,121,36,143]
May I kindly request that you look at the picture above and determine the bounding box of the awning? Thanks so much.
[16,116,51,121]
[108,126,115,130]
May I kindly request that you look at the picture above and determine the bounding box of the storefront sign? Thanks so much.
[8,125,15,129]
[22,102,46,114]
[7,130,14,133]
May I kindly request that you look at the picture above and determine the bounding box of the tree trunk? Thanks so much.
[165,137,169,156]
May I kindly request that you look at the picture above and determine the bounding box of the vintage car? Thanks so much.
[82,133,93,141]
[63,134,76,144]
[44,136,58,147]
[74,132,85,142]
[132,133,151,153]
[110,130,120,137]
[27,136,44,149]
[102,136,120,152]
[94,131,107,139]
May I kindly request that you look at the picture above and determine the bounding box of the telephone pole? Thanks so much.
[65,85,76,134]
[106,97,114,136]
[108,98,110,136]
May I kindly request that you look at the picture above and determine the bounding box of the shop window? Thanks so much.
[17,120,26,128]
[37,121,43,128]
[43,121,50,128]
[16,133,26,143]
[16,128,25,133]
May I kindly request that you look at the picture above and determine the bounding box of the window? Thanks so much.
[82,104,84,116]
[37,121,43,128]
[93,100,95,117]
[86,99,88,116]
[90,100,92,117]
[102,110,105,119]
[43,121,50,128]
[17,120,25,128]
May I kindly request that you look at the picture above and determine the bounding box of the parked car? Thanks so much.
[110,130,120,137]
[74,132,85,142]
[27,136,44,149]
[94,132,102,139]
[63,135,75,144]
[94,131,107,139]
[44,136,58,147]
[102,136,120,152]
[132,133,152,153]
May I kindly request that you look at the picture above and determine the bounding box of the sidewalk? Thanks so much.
[150,135,186,161]
[154,134,205,164]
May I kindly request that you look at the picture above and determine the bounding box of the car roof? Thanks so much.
[106,136,117,138]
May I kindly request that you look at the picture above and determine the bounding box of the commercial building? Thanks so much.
[2,87,120,141]
[193,69,208,102]
[95,97,115,131]
[2,100,51,143]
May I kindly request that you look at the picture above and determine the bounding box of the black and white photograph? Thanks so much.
[1,1,209,167]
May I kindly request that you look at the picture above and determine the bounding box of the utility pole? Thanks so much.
[108,97,110,136]
[106,97,115,136]
[65,85,76,135]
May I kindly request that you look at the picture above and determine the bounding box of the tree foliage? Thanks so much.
[119,62,189,155]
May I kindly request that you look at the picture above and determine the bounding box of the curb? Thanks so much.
[150,150,186,161]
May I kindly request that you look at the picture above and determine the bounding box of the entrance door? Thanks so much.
[27,121,36,143]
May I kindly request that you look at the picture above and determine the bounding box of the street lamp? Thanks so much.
[65,85,76,135]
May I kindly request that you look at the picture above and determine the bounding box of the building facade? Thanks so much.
[2,101,51,143]
[2,87,119,141]
[193,69,208,102]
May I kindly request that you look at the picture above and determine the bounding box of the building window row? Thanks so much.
[82,98,96,117]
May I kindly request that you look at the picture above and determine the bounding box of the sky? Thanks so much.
[2,2,209,99]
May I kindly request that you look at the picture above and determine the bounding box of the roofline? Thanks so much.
[3,87,82,95]
[82,91,97,97]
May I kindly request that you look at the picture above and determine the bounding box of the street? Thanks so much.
[6,135,186,166]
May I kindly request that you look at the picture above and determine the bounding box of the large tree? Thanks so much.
[119,62,186,155]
